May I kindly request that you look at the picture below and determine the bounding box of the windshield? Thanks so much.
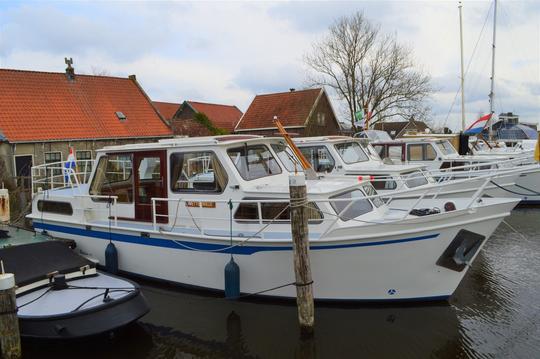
[330,189,373,221]
[334,142,369,164]
[403,170,428,188]
[436,141,458,155]
[271,143,303,173]
[228,144,282,180]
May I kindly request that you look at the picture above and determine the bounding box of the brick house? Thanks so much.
[170,101,243,136]
[234,88,341,137]
[0,64,173,188]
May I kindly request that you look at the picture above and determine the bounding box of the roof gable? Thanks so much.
[153,101,181,121]
[0,68,172,143]
[235,88,324,131]
[183,101,243,132]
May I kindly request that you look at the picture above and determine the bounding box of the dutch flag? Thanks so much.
[63,147,77,183]
[464,113,492,135]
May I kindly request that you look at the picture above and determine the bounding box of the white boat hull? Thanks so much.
[32,198,516,301]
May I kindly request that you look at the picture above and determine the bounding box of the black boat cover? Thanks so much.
[0,241,95,287]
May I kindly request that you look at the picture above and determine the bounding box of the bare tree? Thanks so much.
[305,12,432,131]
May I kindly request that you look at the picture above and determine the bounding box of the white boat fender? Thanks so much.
[105,242,118,274]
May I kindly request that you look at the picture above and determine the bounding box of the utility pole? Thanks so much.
[488,0,498,140]
[0,262,21,359]
[459,2,466,132]
[289,173,314,337]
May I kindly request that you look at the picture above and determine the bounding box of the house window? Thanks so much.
[298,146,335,173]
[44,151,62,177]
[90,154,134,203]
[317,113,326,126]
[170,151,227,193]
[76,150,92,160]
[44,151,62,163]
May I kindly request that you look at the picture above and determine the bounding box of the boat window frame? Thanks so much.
[37,200,73,215]
[169,150,228,194]
[334,141,370,164]
[234,198,324,224]
[298,145,336,173]
[227,144,283,181]
[89,153,134,203]
[329,189,374,222]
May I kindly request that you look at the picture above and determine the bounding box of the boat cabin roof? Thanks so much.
[97,135,286,153]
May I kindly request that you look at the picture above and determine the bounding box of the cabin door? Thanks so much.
[133,151,168,223]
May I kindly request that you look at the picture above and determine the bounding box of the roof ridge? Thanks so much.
[187,100,241,109]
[254,88,322,98]
[153,100,182,106]
[0,67,130,80]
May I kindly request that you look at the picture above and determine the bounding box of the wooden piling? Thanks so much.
[0,269,21,359]
[289,174,315,336]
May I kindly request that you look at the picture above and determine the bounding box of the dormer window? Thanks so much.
[116,111,127,121]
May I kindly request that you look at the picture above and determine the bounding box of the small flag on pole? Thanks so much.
[464,113,492,135]
[63,147,77,183]
[354,109,364,128]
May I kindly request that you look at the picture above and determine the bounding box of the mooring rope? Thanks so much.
[489,181,540,196]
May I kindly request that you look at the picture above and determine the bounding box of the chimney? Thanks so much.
[65,57,75,81]
[289,88,295,92]
[128,74,137,81]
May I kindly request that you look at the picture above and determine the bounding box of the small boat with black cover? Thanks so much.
[0,241,149,339]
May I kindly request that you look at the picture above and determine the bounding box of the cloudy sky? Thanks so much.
[0,0,538,130]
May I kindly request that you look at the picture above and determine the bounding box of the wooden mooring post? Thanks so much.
[289,174,315,336]
[0,260,21,359]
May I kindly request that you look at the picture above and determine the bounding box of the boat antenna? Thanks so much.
[488,0,498,140]
[459,1,466,132]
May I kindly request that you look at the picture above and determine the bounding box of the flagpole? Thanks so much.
[459,2,466,132]
[488,0,497,141]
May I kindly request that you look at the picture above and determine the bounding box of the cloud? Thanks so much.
[0,1,538,126]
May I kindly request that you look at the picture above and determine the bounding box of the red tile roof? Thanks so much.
[186,101,243,132]
[0,69,172,143]
[235,88,323,131]
[153,101,181,121]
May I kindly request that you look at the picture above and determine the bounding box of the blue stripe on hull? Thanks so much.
[33,222,440,255]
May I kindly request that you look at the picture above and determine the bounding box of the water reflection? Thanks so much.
[20,209,540,358]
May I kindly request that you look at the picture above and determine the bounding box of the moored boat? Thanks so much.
[27,135,519,301]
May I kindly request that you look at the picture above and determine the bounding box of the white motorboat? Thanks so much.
[28,135,519,301]
[294,136,520,200]
[372,137,540,204]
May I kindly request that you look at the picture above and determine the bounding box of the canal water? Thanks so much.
[20,208,540,358]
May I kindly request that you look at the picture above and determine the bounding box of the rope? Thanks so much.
[227,280,314,300]
[160,201,292,253]
[502,220,529,242]
[489,181,540,196]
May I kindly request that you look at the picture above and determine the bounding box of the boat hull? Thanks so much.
[32,199,515,302]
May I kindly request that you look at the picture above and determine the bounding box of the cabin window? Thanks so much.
[371,175,397,190]
[170,151,228,193]
[330,190,373,221]
[76,150,92,160]
[228,145,281,180]
[298,146,335,173]
[436,141,457,155]
[372,145,386,158]
[388,146,403,161]
[271,144,303,173]
[89,154,133,203]
[407,144,437,161]
[334,142,369,163]
[408,144,424,161]
[426,144,437,160]
[362,184,384,207]
[234,200,323,223]
[403,170,429,188]
[37,200,73,215]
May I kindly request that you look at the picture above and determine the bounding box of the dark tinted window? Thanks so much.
[37,200,73,215]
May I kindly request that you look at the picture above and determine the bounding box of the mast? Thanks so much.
[459,2,466,132]
[488,0,497,140]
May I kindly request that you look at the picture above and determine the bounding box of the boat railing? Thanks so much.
[31,160,94,194]
[149,169,515,235]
